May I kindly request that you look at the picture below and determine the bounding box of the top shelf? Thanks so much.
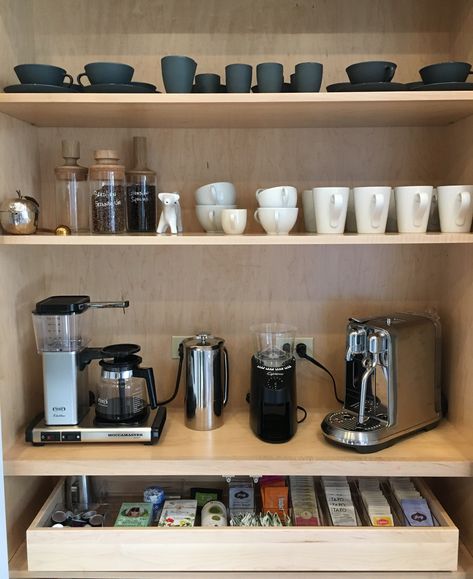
[0,93,472,129]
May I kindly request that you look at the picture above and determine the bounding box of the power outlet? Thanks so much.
[171,336,192,358]
[295,337,314,358]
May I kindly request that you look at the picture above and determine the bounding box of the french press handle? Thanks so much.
[223,346,229,407]
[133,366,158,409]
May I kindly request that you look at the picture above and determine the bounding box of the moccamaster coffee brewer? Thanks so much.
[250,323,297,443]
[321,313,442,453]
[26,295,166,445]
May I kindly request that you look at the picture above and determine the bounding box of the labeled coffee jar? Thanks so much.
[126,136,157,232]
[54,140,88,233]
[89,150,126,234]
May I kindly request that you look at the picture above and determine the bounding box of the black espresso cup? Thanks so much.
[194,73,221,93]
[77,62,134,86]
[346,61,397,84]
[161,55,197,93]
[225,64,252,93]
[256,62,283,93]
[420,61,472,84]
[294,62,323,92]
[14,64,73,86]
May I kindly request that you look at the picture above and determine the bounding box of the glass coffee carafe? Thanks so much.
[95,344,158,424]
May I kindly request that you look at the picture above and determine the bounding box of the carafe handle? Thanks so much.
[223,346,229,406]
[133,366,158,409]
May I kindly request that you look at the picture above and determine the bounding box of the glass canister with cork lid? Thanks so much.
[54,140,88,233]
[126,136,157,232]
[89,150,126,234]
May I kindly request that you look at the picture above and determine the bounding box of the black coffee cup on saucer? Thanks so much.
[256,62,283,92]
[225,64,252,93]
[194,73,220,93]
[77,62,134,87]
[14,64,73,86]
[420,61,472,84]
[346,61,397,84]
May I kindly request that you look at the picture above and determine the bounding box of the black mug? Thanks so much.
[226,64,252,93]
[294,62,323,92]
[161,55,197,93]
[420,61,472,84]
[14,64,73,86]
[256,62,283,93]
[194,73,221,93]
[77,62,134,86]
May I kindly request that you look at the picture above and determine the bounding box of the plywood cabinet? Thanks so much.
[1,0,473,576]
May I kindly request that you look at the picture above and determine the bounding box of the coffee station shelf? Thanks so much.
[1,232,473,246]
[4,409,472,477]
[0,93,472,128]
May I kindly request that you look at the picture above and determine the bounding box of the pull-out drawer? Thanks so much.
[26,477,458,573]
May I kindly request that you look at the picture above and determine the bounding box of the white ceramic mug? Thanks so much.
[313,187,349,234]
[196,204,237,232]
[437,185,473,233]
[195,182,236,205]
[302,189,316,232]
[354,187,392,234]
[256,186,297,208]
[254,207,298,234]
[395,186,433,233]
[221,208,247,235]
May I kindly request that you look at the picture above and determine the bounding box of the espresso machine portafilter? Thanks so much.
[321,313,442,452]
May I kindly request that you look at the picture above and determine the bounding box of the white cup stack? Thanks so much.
[194,182,243,233]
[254,185,298,235]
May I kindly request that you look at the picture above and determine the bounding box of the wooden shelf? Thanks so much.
[4,409,472,477]
[2,232,473,246]
[8,540,473,578]
[0,93,472,128]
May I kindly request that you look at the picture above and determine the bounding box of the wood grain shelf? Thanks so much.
[2,232,473,246]
[9,541,473,578]
[4,409,472,477]
[0,93,472,128]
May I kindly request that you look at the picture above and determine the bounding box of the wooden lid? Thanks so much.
[90,149,125,180]
[126,136,156,177]
[54,140,88,181]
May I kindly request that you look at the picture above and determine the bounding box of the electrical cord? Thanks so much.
[157,343,183,405]
[296,343,343,404]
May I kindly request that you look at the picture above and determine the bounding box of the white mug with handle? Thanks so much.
[254,207,298,234]
[395,186,433,233]
[313,187,349,234]
[354,186,391,234]
[221,208,247,235]
[437,185,473,233]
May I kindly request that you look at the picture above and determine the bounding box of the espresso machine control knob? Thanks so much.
[346,329,366,361]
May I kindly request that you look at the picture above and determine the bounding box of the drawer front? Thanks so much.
[26,478,459,572]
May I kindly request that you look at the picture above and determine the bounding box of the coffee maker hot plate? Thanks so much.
[26,406,166,446]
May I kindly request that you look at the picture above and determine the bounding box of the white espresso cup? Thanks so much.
[195,182,236,205]
[437,185,473,233]
[354,186,392,234]
[313,187,349,234]
[221,208,247,235]
[254,207,298,234]
[395,186,433,233]
[256,185,297,208]
[302,189,316,232]
[196,204,236,232]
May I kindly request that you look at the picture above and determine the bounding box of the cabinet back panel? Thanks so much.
[17,244,443,411]
[29,0,455,90]
[37,126,447,231]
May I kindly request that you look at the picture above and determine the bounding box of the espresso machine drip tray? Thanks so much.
[26,406,166,446]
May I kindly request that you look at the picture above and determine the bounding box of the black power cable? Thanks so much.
[157,342,183,406]
[296,343,343,404]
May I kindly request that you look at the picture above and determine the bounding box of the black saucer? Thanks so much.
[410,82,473,91]
[326,82,406,92]
[83,83,159,93]
[4,83,78,93]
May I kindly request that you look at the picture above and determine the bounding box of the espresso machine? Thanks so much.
[321,313,442,453]
[26,295,166,445]
[249,323,297,443]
